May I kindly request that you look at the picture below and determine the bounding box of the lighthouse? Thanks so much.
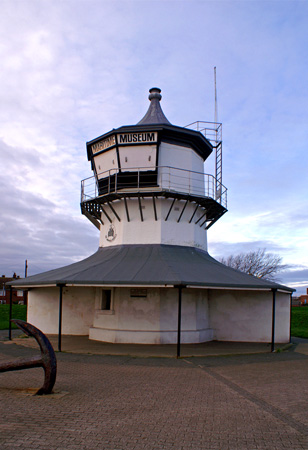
[82,87,226,253]
[9,88,293,347]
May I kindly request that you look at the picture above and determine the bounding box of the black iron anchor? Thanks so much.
[0,320,57,395]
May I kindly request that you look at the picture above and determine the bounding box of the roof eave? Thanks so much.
[86,124,213,161]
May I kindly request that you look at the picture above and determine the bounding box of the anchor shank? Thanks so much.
[0,355,43,373]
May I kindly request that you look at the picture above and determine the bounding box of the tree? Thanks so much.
[219,248,288,281]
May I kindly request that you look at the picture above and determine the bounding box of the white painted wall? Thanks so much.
[26,285,290,344]
[94,148,118,178]
[209,289,290,343]
[93,140,209,250]
[158,142,204,195]
[158,141,204,172]
[27,287,95,335]
[99,198,208,250]
[90,287,213,344]
[118,144,157,171]
[274,291,291,342]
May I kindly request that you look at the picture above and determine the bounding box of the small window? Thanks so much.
[130,289,147,298]
[101,290,112,310]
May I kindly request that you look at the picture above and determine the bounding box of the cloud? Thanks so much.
[209,240,290,258]
[0,0,307,292]
[0,139,98,278]
[278,268,308,295]
[209,238,308,293]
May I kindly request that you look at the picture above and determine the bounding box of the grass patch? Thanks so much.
[291,307,308,339]
[0,304,27,330]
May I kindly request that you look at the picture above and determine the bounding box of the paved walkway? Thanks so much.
[0,330,294,357]
[0,334,307,449]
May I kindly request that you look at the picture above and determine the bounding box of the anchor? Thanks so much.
[0,320,57,395]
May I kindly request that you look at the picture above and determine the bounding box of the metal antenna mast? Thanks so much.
[214,67,218,125]
[214,67,222,200]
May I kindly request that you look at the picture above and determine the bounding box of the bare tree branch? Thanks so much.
[219,248,288,281]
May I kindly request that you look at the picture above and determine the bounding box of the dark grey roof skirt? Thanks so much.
[8,244,294,292]
[137,87,171,125]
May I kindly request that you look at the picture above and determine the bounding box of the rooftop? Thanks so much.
[137,87,171,125]
[8,244,294,292]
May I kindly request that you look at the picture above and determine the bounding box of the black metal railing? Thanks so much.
[185,121,222,147]
[81,166,227,209]
[81,166,227,208]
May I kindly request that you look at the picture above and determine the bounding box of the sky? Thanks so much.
[0,0,307,294]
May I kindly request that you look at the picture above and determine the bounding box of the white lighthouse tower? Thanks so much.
[10,87,293,349]
[80,87,227,343]
[82,87,226,253]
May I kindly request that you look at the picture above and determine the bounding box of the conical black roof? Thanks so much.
[137,88,171,125]
[87,87,213,161]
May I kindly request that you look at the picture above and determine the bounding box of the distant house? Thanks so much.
[0,274,27,305]
[292,296,301,306]
[298,289,308,306]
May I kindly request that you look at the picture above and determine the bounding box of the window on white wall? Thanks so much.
[101,289,112,310]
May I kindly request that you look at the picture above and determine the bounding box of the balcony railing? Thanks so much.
[81,166,227,209]
[185,121,222,146]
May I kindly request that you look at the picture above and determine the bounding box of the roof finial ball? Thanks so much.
[137,87,170,125]
[148,87,162,101]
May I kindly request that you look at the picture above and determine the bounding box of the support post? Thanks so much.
[24,259,28,305]
[124,196,130,222]
[107,202,121,222]
[289,293,293,343]
[189,205,199,223]
[152,196,157,221]
[177,200,188,223]
[138,196,144,222]
[165,198,176,221]
[9,286,13,340]
[195,210,206,225]
[100,205,112,223]
[176,285,183,358]
[58,284,64,352]
[271,288,277,352]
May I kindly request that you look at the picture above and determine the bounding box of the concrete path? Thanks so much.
[0,330,294,357]
[0,336,307,449]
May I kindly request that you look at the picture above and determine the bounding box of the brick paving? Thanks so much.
[1,332,276,357]
[0,342,307,450]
